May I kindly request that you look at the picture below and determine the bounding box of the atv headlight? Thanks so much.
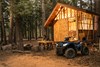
[56,43,58,47]
[63,43,68,46]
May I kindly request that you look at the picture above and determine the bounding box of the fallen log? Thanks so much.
[12,50,31,53]
[1,44,12,50]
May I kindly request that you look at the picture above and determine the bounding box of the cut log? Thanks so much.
[1,44,12,50]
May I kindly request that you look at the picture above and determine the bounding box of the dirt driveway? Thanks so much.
[0,49,100,67]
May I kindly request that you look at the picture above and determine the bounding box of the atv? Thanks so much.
[56,37,89,58]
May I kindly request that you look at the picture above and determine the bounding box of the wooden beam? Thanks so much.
[76,10,79,40]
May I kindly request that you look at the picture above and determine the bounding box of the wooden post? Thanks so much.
[76,10,78,40]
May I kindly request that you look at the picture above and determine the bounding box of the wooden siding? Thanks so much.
[44,3,100,27]
[78,30,93,41]
[54,19,68,41]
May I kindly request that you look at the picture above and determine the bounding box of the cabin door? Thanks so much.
[54,19,68,41]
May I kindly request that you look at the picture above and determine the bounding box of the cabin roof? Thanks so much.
[44,3,100,27]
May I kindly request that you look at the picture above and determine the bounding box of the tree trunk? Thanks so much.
[29,24,32,40]
[41,0,46,37]
[39,26,42,37]
[0,23,2,43]
[95,0,100,52]
[2,18,7,44]
[90,0,92,11]
[0,0,2,43]
[28,22,30,40]
[25,27,27,39]
[32,29,35,38]
[9,0,14,44]
[35,20,37,40]
[80,0,82,8]
[0,0,7,45]
[15,15,23,50]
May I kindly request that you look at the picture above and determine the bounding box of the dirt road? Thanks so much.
[0,50,100,67]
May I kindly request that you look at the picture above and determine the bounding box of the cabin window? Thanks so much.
[79,13,93,30]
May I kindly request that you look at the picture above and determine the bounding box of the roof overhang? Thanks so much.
[44,3,100,28]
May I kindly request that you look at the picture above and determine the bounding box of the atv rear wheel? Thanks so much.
[64,48,76,58]
[81,47,89,55]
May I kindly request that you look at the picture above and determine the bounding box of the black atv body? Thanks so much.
[56,39,89,58]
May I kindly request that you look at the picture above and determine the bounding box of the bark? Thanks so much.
[0,0,7,44]
[25,27,27,38]
[0,23,2,42]
[80,0,82,8]
[35,20,37,40]
[2,18,6,44]
[29,26,32,40]
[25,23,27,39]
[95,0,100,13]
[33,29,35,38]
[28,22,30,40]
[90,0,92,11]
[0,1,2,41]
[39,26,42,37]
[41,0,46,36]
[15,15,23,50]
[95,0,100,52]
[9,0,14,44]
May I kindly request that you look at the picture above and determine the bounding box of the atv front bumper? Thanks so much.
[56,47,65,55]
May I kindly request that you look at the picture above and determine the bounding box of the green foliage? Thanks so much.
[13,0,34,16]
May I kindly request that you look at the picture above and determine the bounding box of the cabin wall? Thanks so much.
[78,30,93,41]
[77,11,97,42]
[54,19,68,41]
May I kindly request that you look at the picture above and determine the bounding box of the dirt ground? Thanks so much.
[0,49,100,67]
[0,40,100,67]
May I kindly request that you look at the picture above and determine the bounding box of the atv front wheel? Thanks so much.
[64,48,76,58]
[56,49,63,56]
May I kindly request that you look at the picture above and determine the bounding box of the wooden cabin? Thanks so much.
[44,3,100,42]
